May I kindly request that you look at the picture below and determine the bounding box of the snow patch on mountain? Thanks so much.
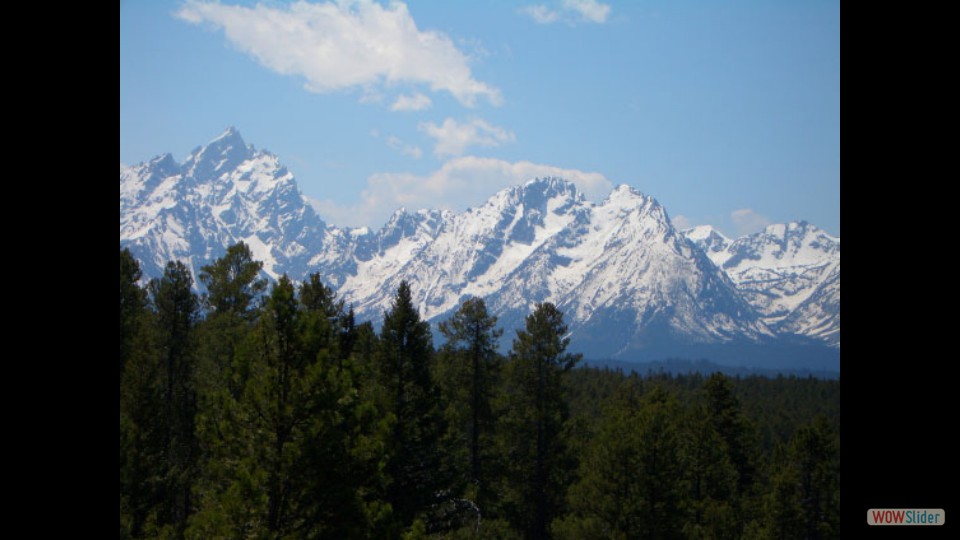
[684,221,840,346]
[119,127,343,283]
[121,128,840,366]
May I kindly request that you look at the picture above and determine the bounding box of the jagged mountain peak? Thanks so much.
[599,185,656,219]
[727,221,839,270]
[607,183,647,201]
[120,128,333,284]
[683,225,731,259]
[521,176,582,195]
[508,177,585,210]
[182,126,256,180]
[121,129,840,370]
[378,208,449,248]
[761,220,838,243]
[684,224,729,243]
[213,125,244,143]
[684,219,840,344]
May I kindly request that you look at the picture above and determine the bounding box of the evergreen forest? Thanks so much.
[120,243,840,539]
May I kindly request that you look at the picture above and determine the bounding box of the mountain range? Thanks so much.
[120,128,840,371]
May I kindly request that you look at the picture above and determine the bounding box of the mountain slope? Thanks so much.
[685,222,840,347]
[121,129,839,370]
[328,179,773,362]
[120,127,352,283]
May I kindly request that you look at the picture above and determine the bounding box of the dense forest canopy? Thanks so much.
[121,243,839,539]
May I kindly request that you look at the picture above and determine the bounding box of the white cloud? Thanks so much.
[310,156,612,228]
[390,93,432,112]
[419,117,516,157]
[386,135,423,159]
[731,208,772,236]
[671,214,694,230]
[177,0,501,107]
[563,0,611,23]
[521,5,560,24]
[520,0,610,24]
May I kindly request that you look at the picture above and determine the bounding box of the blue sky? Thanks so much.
[120,0,839,237]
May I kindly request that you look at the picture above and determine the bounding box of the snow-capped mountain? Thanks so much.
[684,222,840,347]
[121,129,839,370]
[331,178,773,361]
[120,127,354,283]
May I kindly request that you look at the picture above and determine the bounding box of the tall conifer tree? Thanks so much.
[500,302,580,539]
[437,297,503,508]
[377,281,445,530]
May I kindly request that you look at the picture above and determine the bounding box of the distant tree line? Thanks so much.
[120,242,839,539]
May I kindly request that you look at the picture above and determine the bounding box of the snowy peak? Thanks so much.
[121,129,840,369]
[606,183,647,204]
[183,126,256,180]
[335,174,770,358]
[684,225,730,247]
[500,177,585,217]
[119,128,336,284]
[684,221,840,346]
[506,177,584,219]
[520,176,583,201]
[685,226,732,265]
[725,221,839,271]
[120,153,181,205]
[376,208,449,253]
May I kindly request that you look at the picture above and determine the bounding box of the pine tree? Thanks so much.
[339,306,359,362]
[190,275,380,537]
[377,281,446,530]
[556,383,684,540]
[679,403,738,538]
[198,242,266,319]
[120,261,199,537]
[120,247,149,535]
[437,297,503,510]
[763,415,840,539]
[763,443,804,539]
[120,310,163,538]
[120,247,146,381]
[703,373,757,495]
[299,272,340,360]
[150,261,200,536]
[193,244,269,496]
[119,248,154,536]
[499,302,580,540]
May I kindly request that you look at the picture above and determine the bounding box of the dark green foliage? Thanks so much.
[120,327,165,538]
[557,383,684,540]
[199,241,266,318]
[679,402,738,538]
[189,275,381,538]
[120,247,146,380]
[499,303,581,539]
[196,242,266,395]
[761,415,840,539]
[121,260,200,538]
[152,261,200,536]
[437,297,503,510]
[703,373,758,496]
[701,373,760,534]
[377,281,447,530]
[120,246,840,539]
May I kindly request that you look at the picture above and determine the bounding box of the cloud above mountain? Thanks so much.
[521,0,611,25]
[731,208,773,236]
[309,155,612,228]
[177,0,501,107]
[419,117,515,157]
